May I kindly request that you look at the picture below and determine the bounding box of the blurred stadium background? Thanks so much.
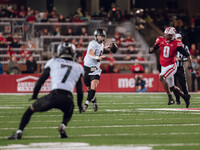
[0,0,199,93]
[0,0,200,149]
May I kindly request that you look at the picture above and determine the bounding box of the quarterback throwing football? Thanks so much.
[82,28,117,112]
[149,27,193,108]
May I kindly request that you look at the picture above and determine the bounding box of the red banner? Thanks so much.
[0,74,164,93]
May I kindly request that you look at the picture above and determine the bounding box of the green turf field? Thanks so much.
[0,93,200,150]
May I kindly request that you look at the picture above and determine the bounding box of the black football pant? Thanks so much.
[173,66,188,102]
[19,89,74,131]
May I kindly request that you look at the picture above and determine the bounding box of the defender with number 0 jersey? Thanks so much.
[155,36,183,67]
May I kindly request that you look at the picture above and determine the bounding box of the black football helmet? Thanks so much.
[94,28,106,44]
[57,42,76,60]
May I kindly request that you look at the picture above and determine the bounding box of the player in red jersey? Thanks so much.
[149,27,193,108]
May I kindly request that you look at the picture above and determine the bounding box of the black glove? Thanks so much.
[188,66,194,73]
[153,43,160,50]
[149,43,160,54]
[29,95,38,101]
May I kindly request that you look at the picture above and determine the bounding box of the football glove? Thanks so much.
[153,43,160,50]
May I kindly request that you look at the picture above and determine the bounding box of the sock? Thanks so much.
[87,89,96,101]
[16,129,22,134]
[168,94,172,99]
[91,97,96,103]
[60,123,66,129]
[85,100,90,105]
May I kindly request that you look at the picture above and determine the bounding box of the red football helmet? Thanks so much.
[164,27,176,42]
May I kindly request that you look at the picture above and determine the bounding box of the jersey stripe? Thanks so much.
[165,64,177,77]
[163,63,176,77]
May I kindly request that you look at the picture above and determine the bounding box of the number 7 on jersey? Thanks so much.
[61,64,72,83]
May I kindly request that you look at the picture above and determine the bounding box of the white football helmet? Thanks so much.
[57,42,76,60]
[175,33,182,39]
[94,28,106,44]
[164,27,177,41]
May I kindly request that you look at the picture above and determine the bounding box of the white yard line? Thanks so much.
[1,123,200,130]
[0,107,24,109]
[1,117,200,124]
[138,108,200,112]
[1,141,200,150]
[0,142,152,150]
[1,132,200,139]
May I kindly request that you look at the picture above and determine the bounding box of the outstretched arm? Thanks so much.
[30,68,50,100]
[149,43,160,54]
[76,75,83,113]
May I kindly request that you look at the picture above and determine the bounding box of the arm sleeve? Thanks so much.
[149,37,160,54]
[32,68,50,98]
[177,46,190,58]
[76,75,83,108]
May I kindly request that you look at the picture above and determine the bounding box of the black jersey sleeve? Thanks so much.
[76,75,83,109]
[149,43,160,54]
[32,68,50,99]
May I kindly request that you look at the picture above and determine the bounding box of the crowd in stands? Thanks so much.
[0,3,133,23]
[0,25,146,75]
[0,3,145,75]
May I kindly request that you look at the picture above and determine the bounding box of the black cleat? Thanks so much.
[168,98,175,105]
[8,132,22,140]
[183,94,191,108]
[58,125,68,138]
[92,97,98,112]
[82,104,88,112]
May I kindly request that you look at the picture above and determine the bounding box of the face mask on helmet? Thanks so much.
[164,27,176,42]
[57,43,76,60]
[94,29,106,44]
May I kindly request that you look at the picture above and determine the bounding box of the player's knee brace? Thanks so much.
[87,89,96,101]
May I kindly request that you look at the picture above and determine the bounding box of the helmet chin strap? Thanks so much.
[96,38,105,44]
[97,40,103,44]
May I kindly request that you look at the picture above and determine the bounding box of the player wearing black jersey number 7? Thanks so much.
[8,42,84,140]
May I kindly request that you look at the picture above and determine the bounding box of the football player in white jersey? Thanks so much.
[8,42,84,140]
[82,28,111,112]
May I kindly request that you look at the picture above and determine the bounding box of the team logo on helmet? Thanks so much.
[164,27,177,42]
